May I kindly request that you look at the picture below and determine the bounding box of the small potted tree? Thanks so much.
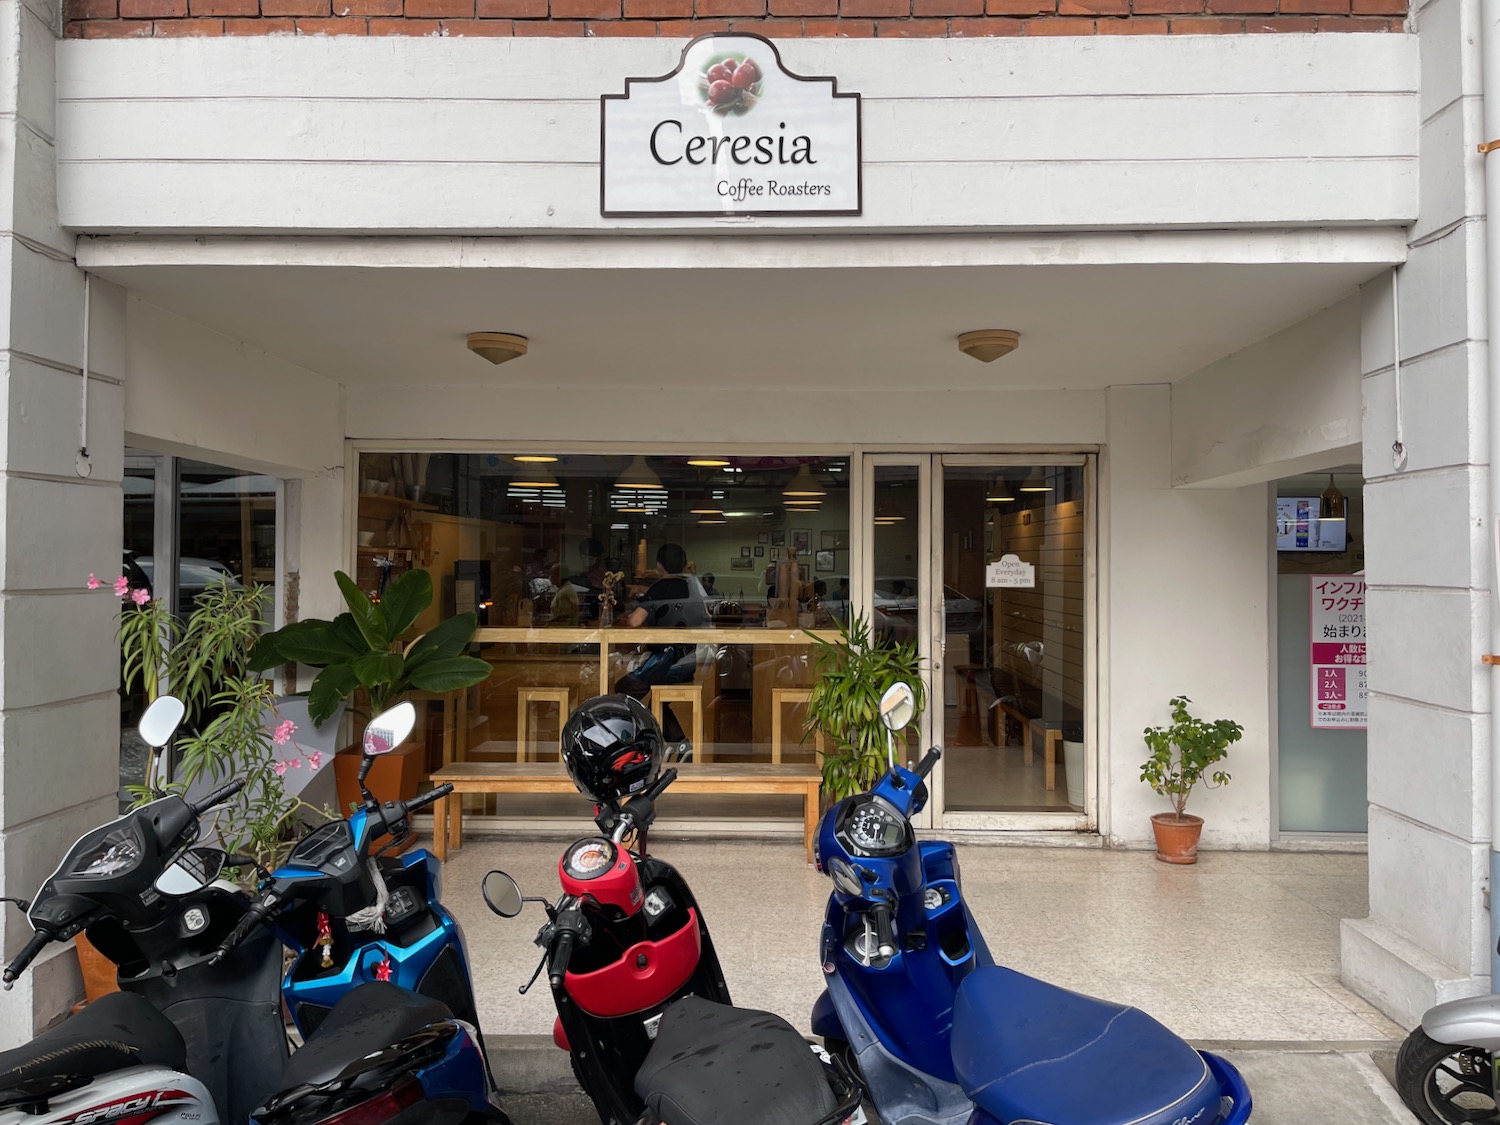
[249,568,492,816]
[1140,695,1244,864]
[805,612,926,803]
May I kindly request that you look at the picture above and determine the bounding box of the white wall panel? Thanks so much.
[55,34,1418,236]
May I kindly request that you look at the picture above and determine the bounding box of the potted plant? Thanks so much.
[248,568,492,815]
[1139,695,1244,865]
[805,612,926,803]
[96,570,333,999]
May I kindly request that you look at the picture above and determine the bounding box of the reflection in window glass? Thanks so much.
[943,465,1086,815]
[356,453,850,804]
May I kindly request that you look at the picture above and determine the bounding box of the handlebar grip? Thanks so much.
[209,899,270,965]
[913,747,942,781]
[191,779,246,818]
[644,767,677,802]
[548,928,576,988]
[405,783,454,815]
[871,903,896,960]
[2,930,51,987]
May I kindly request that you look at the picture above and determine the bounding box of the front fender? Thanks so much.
[1422,992,1500,1051]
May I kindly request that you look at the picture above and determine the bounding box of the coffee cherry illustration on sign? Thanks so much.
[698,54,763,115]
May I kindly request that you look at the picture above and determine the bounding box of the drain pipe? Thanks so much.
[1481,6,1500,991]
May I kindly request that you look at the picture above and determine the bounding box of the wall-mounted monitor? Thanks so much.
[1276,496,1346,552]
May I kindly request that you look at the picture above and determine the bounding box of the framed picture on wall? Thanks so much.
[771,547,781,560]
[792,529,811,554]
[730,556,754,570]
[821,530,849,550]
[757,532,770,544]
[771,530,786,547]
[755,546,765,557]
[740,546,752,558]
[815,550,835,572]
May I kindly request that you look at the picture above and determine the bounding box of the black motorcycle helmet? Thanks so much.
[560,694,663,806]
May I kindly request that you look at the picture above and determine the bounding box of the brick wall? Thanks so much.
[64,0,1405,38]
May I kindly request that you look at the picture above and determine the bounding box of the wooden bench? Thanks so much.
[990,699,1062,791]
[429,761,824,864]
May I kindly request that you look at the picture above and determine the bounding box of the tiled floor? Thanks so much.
[442,835,1405,1043]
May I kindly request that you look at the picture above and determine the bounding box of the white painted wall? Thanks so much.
[1341,0,1493,1028]
[54,35,1417,236]
[1171,296,1363,489]
[125,298,344,477]
[0,0,126,1046]
[1103,385,1273,850]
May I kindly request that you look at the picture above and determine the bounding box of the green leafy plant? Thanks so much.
[110,575,330,872]
[1140,695,1244,821]
[249,568,492,727]
[804,612,926,801]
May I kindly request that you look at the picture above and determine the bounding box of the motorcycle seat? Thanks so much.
[279,981,454,1091]
[0,991,186,1100]
[635,996,838,1125]
[951,966,1222,1125]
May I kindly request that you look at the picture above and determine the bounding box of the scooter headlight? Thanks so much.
[827,857,864,898]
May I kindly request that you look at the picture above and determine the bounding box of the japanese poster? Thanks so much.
[1310,575,1367,729]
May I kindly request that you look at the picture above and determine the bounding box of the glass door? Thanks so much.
[864,455,1094,830]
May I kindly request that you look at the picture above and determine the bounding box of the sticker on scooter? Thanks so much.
[643,1012,662,1039]
[57,1087,199,1125]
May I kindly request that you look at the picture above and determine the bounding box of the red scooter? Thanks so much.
[481,694,861,1125]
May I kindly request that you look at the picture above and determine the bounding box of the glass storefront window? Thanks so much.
[357,453,850,793]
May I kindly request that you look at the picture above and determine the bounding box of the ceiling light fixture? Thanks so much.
[466,332,529,366]
[1319,475,1347,521]
[512,474,558,488]
[615,456,664,490]
[957,329,1021,363]
[783,464,826,498]
[1019,468,1052,493]
[513,454,558,464]
[688,458,731,468]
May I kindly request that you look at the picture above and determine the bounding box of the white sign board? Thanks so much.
[986,554,1035,589]
[602,34,861,218]
[1310,574,1366,729]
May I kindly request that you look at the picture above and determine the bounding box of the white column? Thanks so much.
[1342,0,1494,1026]
[0,0,126,1045]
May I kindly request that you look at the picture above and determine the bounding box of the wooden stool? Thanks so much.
[516,687,571,762]
[954,663,984,744]
[771,687,826,764]
[650,683,705,757]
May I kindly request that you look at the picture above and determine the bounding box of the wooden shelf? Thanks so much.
[357,545,415,556]
[358,492,437,512]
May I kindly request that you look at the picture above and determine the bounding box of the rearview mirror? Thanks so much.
[363,702,417,758]
[879,682,916,732]
[482,870,525,918]
[138,696,186,750]
[154,847,226,896]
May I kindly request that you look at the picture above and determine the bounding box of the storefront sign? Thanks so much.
[601,34,861,218]
[1310,574,1366,729]
[986,555,1035,589]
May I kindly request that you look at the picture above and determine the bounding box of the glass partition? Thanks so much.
[358,453,851,797]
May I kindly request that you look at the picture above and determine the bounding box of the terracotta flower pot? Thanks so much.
[1150,812,1204,865]
[333,739,425,857]
[75,932,118,1002]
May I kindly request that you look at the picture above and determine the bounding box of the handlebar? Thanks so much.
[548,928,576,988]
[191,779,247,818]
[208,897,274,966]
[2,930,51,988]
[870,902,896,961]
[644,768,677,802]
[912,747,942,781]
[405,783,454,816]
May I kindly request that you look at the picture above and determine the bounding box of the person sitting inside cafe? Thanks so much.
[614,542,704,760]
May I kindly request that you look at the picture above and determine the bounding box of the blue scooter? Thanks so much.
[810,683,1252,1125]
[207,701,507,1125]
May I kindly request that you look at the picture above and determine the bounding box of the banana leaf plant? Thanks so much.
[249,568,491,727]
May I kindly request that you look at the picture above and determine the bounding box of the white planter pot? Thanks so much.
[1063,739,1085,810]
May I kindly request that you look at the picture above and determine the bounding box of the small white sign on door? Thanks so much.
[986,554,1035,589]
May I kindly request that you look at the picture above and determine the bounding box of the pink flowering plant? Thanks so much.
[102,569,332,872]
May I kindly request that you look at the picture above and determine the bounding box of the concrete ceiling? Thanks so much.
[95,259,1385,391]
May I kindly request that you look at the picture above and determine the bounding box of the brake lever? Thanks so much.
[519,950,548,996]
